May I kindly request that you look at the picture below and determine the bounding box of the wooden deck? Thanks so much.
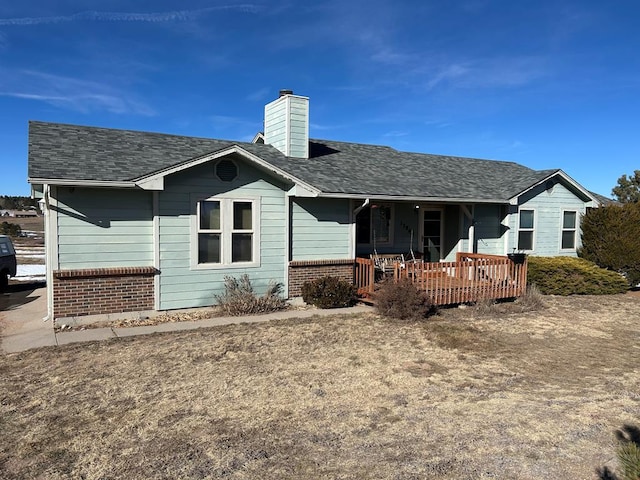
[355,252,527,306]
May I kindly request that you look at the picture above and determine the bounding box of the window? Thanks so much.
[561,211,577,249]
[198,201,221,263]
[356,203,393,245]
[194,197,258,268]
[232,201,253,262]
[518,209,535,251]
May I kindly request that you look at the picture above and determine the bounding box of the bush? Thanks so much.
[617,442,640,480]
[597,424,640,480]
[375,278,436,321]
[527,256,628,295]
[580,202,640,286]
[514,284,546,310]
[214,274,287,316]
[301,276,357,309]
[0,221,21,237]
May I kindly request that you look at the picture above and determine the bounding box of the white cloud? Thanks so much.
[371,47,417,66]
[210,114,253,127]
[0,70,155,115]
[245,87,271,102]
[425,63,471,90]
[382,130,409,138]
[423,56,548,91]
[0,5,262,26]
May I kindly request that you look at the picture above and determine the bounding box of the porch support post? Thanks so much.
[461,205,475,253]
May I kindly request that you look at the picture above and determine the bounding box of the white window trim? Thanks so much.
[190,194,261,270]
[357,202,395,246]
[560,209,578,251]
[517,208,536,252]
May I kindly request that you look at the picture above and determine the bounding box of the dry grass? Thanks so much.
[2,294,640,479]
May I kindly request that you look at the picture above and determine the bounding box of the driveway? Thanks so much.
[0,281,56,353]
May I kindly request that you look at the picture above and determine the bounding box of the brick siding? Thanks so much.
[288,259,355,297]
[52,267,158,319]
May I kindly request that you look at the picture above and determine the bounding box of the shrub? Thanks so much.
[580,202,640,286]
[527,256,628,295]
[375,278,436,321]
[0,221,21,237]
[214,274,287,316]
[469,284,546,317]
[597,424,640,480]
[514,284,546,311]
[617,442,640,480]
[301,276,357,309]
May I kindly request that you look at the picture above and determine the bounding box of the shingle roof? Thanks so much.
[28,121,560,202]
[267,139,558,201]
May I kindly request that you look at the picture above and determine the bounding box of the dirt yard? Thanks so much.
[1,294,639,479]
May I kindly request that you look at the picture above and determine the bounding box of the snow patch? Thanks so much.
[15,264,46,281]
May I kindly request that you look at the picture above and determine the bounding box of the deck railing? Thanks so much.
[354,253,527,306]
[355,257,376,296]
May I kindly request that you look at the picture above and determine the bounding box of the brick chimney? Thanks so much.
[264,90,309,158]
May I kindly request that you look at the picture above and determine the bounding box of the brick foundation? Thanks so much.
[288,259,355,297]
[53,267,158,319]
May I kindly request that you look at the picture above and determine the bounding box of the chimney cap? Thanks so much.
[279,89,294,97]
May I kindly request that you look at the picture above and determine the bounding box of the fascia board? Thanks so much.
[318,192,508,204]
[28,177,136,188]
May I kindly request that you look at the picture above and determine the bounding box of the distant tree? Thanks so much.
[579,202,640,286]
[612,170,640,203]
[0,195,37,210]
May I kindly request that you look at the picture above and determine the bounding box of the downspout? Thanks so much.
[353,198,370,216]
[351,199,370,258]
[153,192,160,310]
[43,184,53,322]
[284,192,291,298]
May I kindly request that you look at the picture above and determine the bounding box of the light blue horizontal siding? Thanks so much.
[508,180,588,257]
[291,198,351,260]
[288,96,308,158]
[264,99,287,154]
[158,159,287,310]
[58,243,152,254]
[56,187,153,269]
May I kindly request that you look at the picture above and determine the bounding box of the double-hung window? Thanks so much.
[517,209,535,251]
[561,211,577,250]
[194,196,259,268]
[198,200,222,264]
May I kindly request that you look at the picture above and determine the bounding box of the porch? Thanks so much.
[355,253,528,306]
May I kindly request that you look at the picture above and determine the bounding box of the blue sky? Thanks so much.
[1,1,638,197]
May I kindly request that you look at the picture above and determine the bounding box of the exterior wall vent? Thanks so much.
[264,91,309,159]
[215,159,238,182]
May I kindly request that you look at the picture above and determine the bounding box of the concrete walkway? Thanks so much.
[1,285,374,353]
[1,285,56,353]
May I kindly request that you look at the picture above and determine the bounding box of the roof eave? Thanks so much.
[317,192,510,204]
[28,177,137,189]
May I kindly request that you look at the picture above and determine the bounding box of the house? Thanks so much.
[0,209,38,218]
[28,90,601,321]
